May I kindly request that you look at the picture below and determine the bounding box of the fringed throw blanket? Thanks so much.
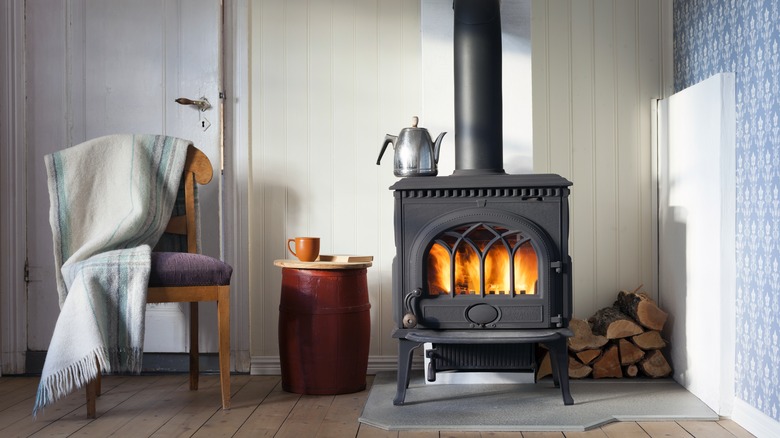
[34,134,192,416]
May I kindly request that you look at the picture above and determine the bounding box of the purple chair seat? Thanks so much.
[149,252,233,287]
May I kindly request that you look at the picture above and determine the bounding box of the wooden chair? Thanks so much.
[85,145,232,417]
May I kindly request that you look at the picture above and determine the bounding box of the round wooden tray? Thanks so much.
[273,259,372,270]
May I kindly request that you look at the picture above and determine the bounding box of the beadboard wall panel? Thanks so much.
[532,0,663,318]
[249,0,421,358]
[568,0,597,320]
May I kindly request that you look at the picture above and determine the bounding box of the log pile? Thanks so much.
[537,289,672,380]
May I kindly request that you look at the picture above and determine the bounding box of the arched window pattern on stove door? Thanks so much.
[426,223,538,297]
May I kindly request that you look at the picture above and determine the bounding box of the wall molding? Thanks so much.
[0,0,28,375]
[222,0,251,373]
[733,398,780,438]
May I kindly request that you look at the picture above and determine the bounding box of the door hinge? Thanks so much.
[24,258,30,283]
[551,261,563,274]
[219,91,226,99]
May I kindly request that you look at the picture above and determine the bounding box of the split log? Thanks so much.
[592,344,622,378]
[615,290,668,331]
[624,364,639,377]
[588,307,644,339]
[536,351,552,380]
[618,339,645,365]
[575,349,602,365]
[632,330,667,350]
[639,350,672,378]
[568,319,608,352]
[568,356,593,379]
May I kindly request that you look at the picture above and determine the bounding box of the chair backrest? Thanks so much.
[163,145,213,254]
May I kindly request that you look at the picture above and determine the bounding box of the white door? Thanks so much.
[25,0,222,355]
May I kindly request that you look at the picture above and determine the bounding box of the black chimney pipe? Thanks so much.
[453,0,505,175]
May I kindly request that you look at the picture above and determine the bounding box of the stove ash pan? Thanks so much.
[392,174,573,330]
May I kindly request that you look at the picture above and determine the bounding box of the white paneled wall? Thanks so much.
[532,0,665,318]
[249,0,421,365]
[248,0,667,369]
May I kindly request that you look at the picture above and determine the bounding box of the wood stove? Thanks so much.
[392,174,572,331]
[388,0,574,406]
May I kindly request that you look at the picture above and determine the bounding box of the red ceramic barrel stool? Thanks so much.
[275,261,371,395]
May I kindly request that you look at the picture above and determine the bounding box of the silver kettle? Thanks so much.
[376,116,446,177]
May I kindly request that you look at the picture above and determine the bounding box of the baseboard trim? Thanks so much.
[249,356,281,375]
[250,355,423,376]
[732,397,780,438]
[25,351,226,375]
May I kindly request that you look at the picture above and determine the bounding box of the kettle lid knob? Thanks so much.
[411,116,419,128]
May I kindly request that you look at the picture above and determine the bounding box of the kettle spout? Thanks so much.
[433,132,447,163]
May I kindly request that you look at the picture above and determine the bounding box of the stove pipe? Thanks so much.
[453,0,505,175]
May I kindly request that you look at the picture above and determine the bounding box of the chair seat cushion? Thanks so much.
[149,252,233,287]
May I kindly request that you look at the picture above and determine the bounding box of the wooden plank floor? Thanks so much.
[0,374,755,438]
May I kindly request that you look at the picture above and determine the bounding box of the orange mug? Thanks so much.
[287,237,320,262]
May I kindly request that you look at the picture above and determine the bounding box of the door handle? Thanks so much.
[175,96,211,112]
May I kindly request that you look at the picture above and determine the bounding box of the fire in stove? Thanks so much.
[426,223,538,296]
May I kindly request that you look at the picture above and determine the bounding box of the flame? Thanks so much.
[454,245,480,295]
[426,240,538,296]
[513,243,538,295]
[427,243,450,295]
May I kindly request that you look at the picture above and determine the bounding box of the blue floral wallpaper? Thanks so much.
[674,0,780,421]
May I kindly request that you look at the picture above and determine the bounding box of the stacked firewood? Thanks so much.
[538,289,672,379]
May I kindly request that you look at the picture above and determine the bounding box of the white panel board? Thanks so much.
[658,73,736,415]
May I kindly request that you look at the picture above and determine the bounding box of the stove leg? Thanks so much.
[550,355,561,388]
[394,338,421,406]
[546,339,574,405]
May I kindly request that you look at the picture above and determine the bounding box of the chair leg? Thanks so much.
[217,286,231,409]
[95,356,102,396]
[85,356,101,418]
[190,302,199,391]
[86,378,98,418]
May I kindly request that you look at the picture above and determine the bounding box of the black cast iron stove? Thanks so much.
[389,0,574,406]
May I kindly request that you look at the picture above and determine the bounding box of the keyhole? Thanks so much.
[201,121,205,128]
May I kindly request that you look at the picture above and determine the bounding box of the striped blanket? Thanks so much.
[34,134,192,416]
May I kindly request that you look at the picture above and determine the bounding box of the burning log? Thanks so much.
[588,307,644,339]
[614,289,668,331]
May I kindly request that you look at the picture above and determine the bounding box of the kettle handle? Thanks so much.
[376,134,397,165]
